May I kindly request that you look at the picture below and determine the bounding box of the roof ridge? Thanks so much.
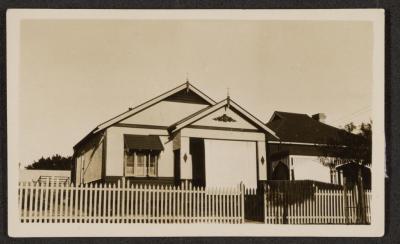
[275,111,309,116]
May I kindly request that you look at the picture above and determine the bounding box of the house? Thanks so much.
[265,111,371,188]
[72,82,278,188]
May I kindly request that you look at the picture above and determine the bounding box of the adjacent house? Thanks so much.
[265,111,371,188]
[72,82,278,188]
[19,169,71,185]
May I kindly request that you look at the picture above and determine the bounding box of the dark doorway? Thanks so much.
[190,138,206,187]
[173,149,181,186]
[272,162,290,180]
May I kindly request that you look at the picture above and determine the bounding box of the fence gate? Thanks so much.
[244,187,264,222]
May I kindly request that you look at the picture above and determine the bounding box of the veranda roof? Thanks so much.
[124,135,164,151]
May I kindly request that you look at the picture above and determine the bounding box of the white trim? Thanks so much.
[181,128,266,141]
[93,83,215,133]
[268,140,347,147]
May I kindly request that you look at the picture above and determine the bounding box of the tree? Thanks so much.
[319,121,372,168]
[344,122,357,133]
[319,121,372,224]
[25,154,73,170]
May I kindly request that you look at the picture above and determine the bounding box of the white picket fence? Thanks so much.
[264,186,372,224]
[18,179,245,224]
[18,179,372,225]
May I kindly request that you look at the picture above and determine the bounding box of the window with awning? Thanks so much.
[123,135,164,177]
[124,135,164,151]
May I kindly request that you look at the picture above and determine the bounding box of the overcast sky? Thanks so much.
[19,19,373,165]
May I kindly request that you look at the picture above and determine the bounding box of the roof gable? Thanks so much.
[120,101,208,126]
[93,82,215,134]
[168,98,279,139]
[192,107,258,130]
[164,88,211,105]
[74,82,215,149]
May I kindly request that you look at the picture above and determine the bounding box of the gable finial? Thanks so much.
[186,73,190,93]
[225,87,231,111]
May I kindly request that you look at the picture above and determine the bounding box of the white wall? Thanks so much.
[204,139,257,188]
[121,101,208,126]
[105,126,174,177]
[181,128,265,186]
[291,155,332,183]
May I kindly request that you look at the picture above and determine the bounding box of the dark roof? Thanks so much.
[164,88,211,105]
[266,111,362,145]
[124,135,164,151]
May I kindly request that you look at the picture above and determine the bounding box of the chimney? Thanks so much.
[312,113,326,123]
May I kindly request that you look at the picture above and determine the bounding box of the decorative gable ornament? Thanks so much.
[261,156,265,165]
[183,153,188,162]
[213,113,236,122]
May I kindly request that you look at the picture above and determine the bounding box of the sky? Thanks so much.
[19,19,373,166]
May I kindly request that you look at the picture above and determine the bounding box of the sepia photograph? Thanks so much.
[7,9,385,237]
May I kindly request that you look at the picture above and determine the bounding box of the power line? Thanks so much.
[330,105,371,124]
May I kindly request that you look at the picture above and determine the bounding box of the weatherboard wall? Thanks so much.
[75,133,104,185]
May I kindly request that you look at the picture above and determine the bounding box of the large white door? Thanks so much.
[204,139,257,188]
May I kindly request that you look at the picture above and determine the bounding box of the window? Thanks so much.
[124,150,159,177]
[125,152,135,175]
[148,154,157,177]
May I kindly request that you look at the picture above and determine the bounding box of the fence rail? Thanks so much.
[18,179,245,224]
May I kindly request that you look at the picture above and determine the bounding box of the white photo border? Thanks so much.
[7,9,385,237]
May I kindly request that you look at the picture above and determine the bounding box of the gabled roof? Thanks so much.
[168,98,279,139]
[74,82,215,149]
[266,111,362,145]
[93,82,215,134]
